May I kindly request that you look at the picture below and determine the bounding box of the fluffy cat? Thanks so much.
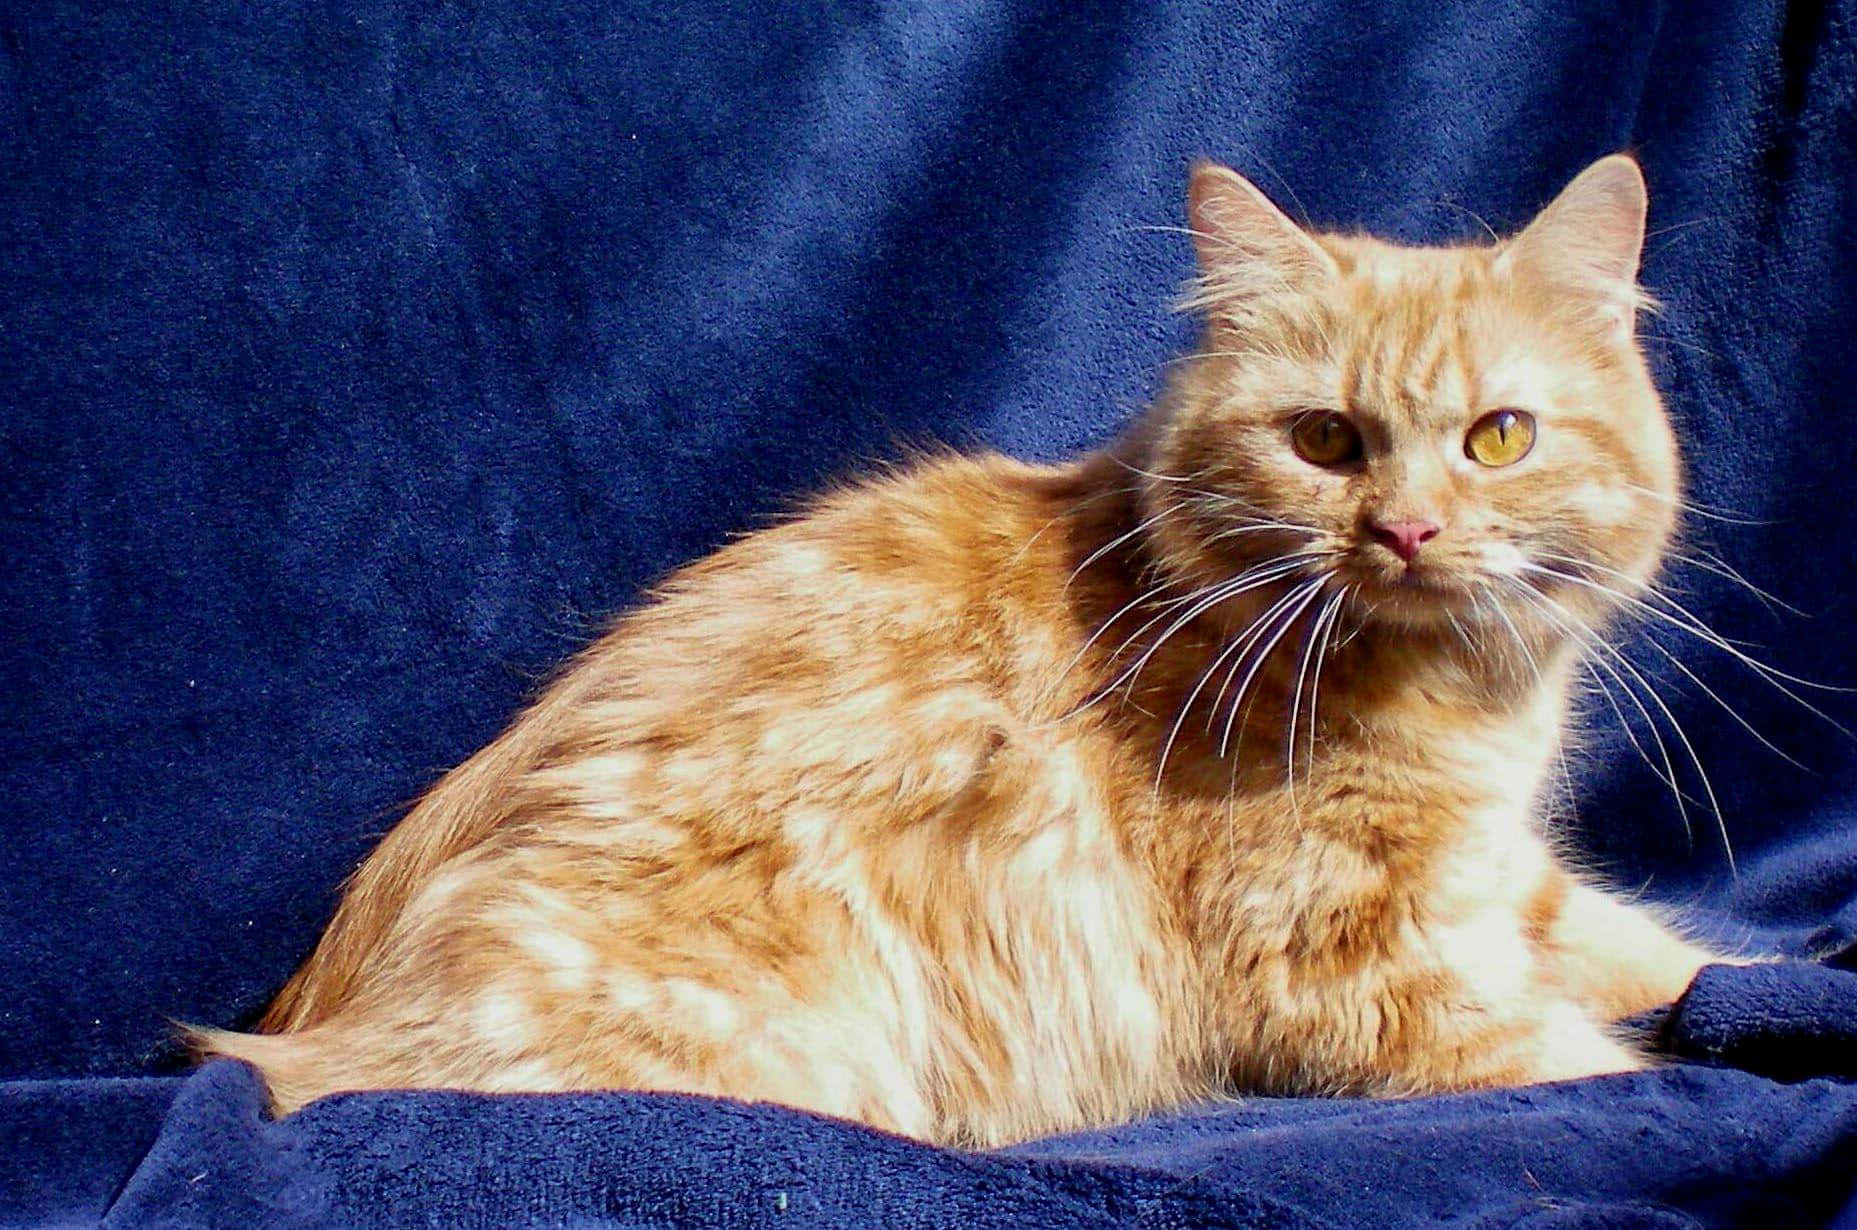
[195,154,1735,1147]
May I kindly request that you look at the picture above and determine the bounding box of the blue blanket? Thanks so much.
[3,0,1854,1225]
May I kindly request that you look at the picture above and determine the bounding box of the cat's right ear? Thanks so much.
[1185,162,1336,310]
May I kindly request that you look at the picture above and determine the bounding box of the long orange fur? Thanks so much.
[194,155,1734,1147]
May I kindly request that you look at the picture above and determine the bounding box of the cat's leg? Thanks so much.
[1537,877,1736,1020]
[1440,997,1647,1088]
[1245,911,1645,1094]
[1363,916,1648,1091]
[1286,968,1645,1094]
[1360,877,1742,1092]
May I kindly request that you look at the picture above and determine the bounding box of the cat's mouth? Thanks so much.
[1341,557,1486,626]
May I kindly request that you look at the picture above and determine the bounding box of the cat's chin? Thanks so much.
[1348,569,1482,631]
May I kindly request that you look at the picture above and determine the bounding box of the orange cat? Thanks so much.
[195,154,1734,1147]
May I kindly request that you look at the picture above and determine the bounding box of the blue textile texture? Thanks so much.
[2,0,1854,1225]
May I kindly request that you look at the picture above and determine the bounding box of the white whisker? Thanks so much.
[1623,482,1775,527]
[1640,636,1810,770]
[1666,550,1807,617]
[1511,578,1734,874]
[1299,588,1349,788]
[1203,579,1322,735]
[1481,581,1580,824]
[1506,579,1696,842]
[1064,504,1177,590]
[1106,455,1216,486]
[1152,580,1322,791]
[1218,581,1326,762]
[1086,557,1327,716]
[1522,560,1854,730]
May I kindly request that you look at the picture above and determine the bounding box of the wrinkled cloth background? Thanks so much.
[3,1,1855,1225]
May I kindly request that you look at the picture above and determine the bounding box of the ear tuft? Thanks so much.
[1182,162,1334,314]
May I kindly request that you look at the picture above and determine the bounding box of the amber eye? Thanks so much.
[1464,409,1537,467]
[1290,412,1363,467]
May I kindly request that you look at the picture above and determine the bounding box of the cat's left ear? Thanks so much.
[1184,162,1337,313]
[1498,154,1650,336]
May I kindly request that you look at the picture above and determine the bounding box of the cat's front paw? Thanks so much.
[1522,1002,1647,1085]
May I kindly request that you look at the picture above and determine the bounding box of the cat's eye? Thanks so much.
[1290,412,1363,467]
[1464,409,1536,467]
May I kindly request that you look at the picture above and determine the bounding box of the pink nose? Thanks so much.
[1369,518,1442,563]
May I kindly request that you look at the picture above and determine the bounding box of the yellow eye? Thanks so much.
[1290,412,1363,467]
[1464,409,1536,467]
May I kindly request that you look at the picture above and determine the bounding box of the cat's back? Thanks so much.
[244,448,1113,1037]
[206,449,1193,1141]
[563,448,1093,741]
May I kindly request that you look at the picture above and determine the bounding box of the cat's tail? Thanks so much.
[258,664,599,1034]
[179,1023,346,1115]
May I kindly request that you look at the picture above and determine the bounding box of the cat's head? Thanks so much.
[1139,155,1678,644]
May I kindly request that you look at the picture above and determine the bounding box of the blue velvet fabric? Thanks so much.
[3,0,1854,1224]
[9,968,1857,1228]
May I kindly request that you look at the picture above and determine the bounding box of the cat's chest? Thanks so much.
[1098,690,1562,947]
